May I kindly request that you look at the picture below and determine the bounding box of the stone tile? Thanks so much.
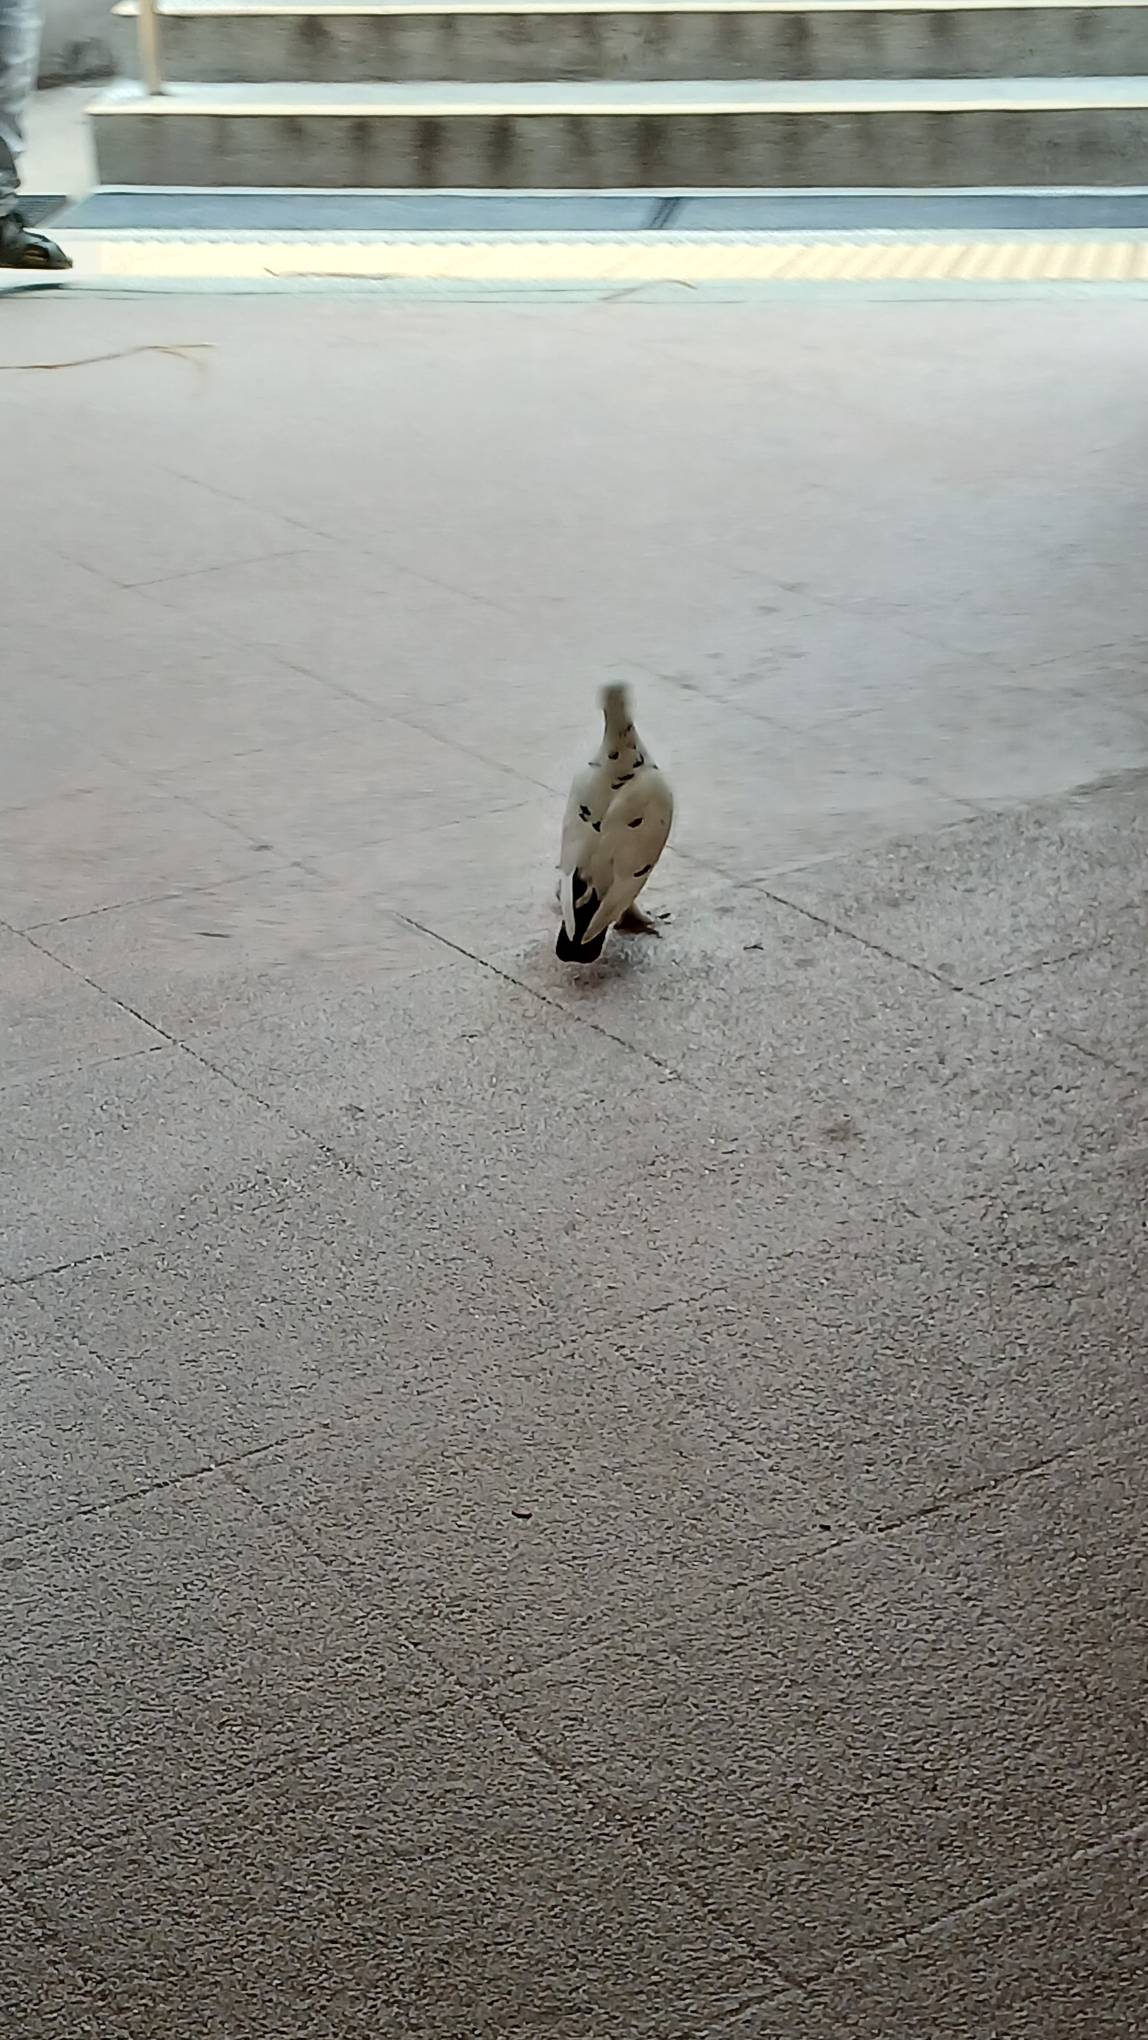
[943,1135,1147,1249]
[1,540,145,633]
[18,456,306,588]
[0,1473,448,1873]
[1025,638,1148,723]
[800,1830,1148,2038]
[620,696,972,880]
[0,928,161,1086]
[4,582,235,699]
[0,1288,204,1544]
[164,718,528,864]
[495,1541,1148,1977]
[0,1047,297,1280]
[768,772,1148,985]
[233,1358,839,1688]
[700,1992,841,2039]
[138,540,554,709]
[889,1429,1148,1717]
[0,711,121,818]
[393,654,667,800]
[393,666,857,864]
[895,566,1148,670]
[20,1703,767,2039]
[312,792,563,955]
[25,1111,855,1467]
[47,644,380,777]
[21,1147,536,1455]
[837,677,1148,807]
[5,288,1148,2033]
[0,1888,132,2040]
[982,901,1148,1076]
[507,877,1140,1213]
[0,773,276,930]
[33,865,452,1039]
[315,794,704,957]
[558,1201,1143,1533]
[642,601,984,733]
[182,955,860,1334]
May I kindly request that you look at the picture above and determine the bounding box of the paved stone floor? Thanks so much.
[2,285,1147,2038]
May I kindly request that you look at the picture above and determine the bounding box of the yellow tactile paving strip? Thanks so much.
[59,231,1148,284]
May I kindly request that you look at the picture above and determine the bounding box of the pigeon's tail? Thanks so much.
[556,922,608,963]
[555,870,608,962]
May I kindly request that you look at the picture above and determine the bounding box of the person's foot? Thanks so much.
[0,212,72,270]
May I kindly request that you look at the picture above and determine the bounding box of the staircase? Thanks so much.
[92,0,1148,189]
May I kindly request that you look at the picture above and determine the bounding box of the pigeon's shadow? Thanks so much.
[546,931,664,994]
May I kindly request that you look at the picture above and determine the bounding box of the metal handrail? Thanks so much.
[136,0,165,94]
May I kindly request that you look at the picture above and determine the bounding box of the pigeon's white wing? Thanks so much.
[582,768,674,943]
[559,764,614,939]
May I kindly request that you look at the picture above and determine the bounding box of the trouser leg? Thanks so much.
[0,0,43,217]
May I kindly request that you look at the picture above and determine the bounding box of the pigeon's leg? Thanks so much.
[616,903,663,936]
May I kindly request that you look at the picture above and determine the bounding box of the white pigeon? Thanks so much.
[556,683,674,963]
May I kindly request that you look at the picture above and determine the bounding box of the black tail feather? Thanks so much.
[556,923,607,963]
[556,873,607,963]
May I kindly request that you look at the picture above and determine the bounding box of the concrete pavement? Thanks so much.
[2,285,1147,2037]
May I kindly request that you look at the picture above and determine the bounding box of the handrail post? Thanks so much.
[137,0,165,95]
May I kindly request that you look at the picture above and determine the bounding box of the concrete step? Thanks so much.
[113,0,1148,84]
[90,76,1148,188]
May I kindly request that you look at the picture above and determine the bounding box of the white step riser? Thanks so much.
[92,102,1148,186]
[116,8,1148,84]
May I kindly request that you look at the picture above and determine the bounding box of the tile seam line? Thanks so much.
[0,777,131,827]
[5,1676,468,1883]
[11,1254,755,1486]
[134,774,535,868]
[0,1040,167,1100]
[351,708,567,797]
[750,818,1142,1032]
[865,1415,1148,1539]
[217,1455,794,1984]
[476,1614,1148,1994]
[969,1000,1144,1079]
[387,904,682,1076]
[11,924,381,1194]
[799,1812,1148,1988]
[5,1234,163,1289]
[144,463,536,621]
[12,1312,1141,1925]
[0,1446,302,1554]
[223,1459,871,1995]
[974,914,1143,986]
[14,1089,850,1449]
[698,1811,1148,2031]
[108,541,318,594]
[473,1397,1148,1703]
[478,1682,800,1987]
[16,850,403,934]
